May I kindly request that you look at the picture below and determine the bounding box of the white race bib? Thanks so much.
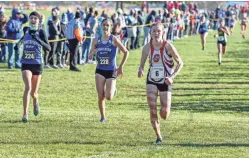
[99,57,110,65]
[23,51,36,60]
[218,36,224,41]
[150,67,164,80]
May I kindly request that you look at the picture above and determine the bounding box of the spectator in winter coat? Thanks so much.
[0,10,8,63]
[6,8,28,69]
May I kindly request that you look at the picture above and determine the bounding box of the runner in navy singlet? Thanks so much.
[15,11,51,122]
[199,15,208,50]
[88,18,129,122]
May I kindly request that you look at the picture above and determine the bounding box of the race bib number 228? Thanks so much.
[99,57,110,65]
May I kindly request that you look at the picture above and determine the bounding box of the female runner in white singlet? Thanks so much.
[138,23,183,144]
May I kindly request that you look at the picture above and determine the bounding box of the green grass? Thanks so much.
[1,10,249,157]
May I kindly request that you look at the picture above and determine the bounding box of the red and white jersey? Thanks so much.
[148,40,174,84]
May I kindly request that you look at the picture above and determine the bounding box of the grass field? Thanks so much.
[0,10,249,157]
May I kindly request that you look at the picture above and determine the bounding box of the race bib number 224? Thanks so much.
[23,51,36,60]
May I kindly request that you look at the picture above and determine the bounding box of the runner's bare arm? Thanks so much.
[88,39,97,60]
[224,27,230,36]
[113,36,129,68]
[166,43,183,80]
[138,44,149,77]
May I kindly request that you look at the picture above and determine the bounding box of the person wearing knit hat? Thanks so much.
[14,10,51,122]
[6,8,28,69]
[29,11,40,19]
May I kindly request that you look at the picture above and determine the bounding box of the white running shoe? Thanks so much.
[44,65,51,69]
[57,64,64,68]
[22,115,28,123]
[51,65,58,69]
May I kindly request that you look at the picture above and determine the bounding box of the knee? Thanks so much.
[24,85,32,93]
[98,95,105,102]
[150,107,157,115]
[105,93,113,101]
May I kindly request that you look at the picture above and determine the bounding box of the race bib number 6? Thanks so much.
[151,67,164,79]
[99,57,110,65]
[23,51,36,60]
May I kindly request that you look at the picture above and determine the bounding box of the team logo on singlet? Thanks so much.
[153,54,160,63]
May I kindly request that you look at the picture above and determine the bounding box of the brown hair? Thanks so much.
[150,22,164,30]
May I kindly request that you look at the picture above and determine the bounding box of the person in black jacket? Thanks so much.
[47,14,60,69]
[143,10,156,46]
[135,10,143,49]
[55,18,63,68]
[60,13,69,68]
[39,14,50,69]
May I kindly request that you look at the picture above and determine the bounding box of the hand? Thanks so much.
[65,41,70,48]
[165,77,173,85]
[138,70,143,78]
[16,28,21,33]
[116,66,124,78]
[138,69,143,78]
[14,45,18,50]
[30,33,37,39]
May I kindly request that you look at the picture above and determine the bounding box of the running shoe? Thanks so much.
[44,65,51,69]
[100,117,106,123]
[51,65,59,69]
[57,64,64,68]
[33,103,40,116]
[22,115,28,123]
[155,138,162,145]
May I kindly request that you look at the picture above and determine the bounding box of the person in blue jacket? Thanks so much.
[14,11,51,122]
[6,8,28,69]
